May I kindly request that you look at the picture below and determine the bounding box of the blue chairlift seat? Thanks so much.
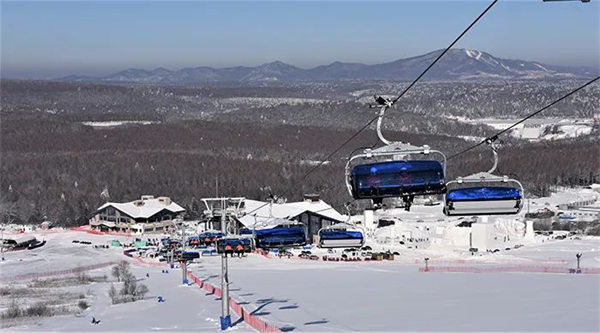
[199,232,224,239]
[444,186,522,216]
[181,251,200,261]
[216,237,253,254]
[447,187,520,201]
[351,160,445,200]
[240,224,307,249]
[318,228,364,248]
[320,230,363,240]
[201,249,217,256]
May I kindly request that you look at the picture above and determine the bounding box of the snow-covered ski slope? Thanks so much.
[1,231,248,331]
[191,252,599,331]
[1,229,598,331]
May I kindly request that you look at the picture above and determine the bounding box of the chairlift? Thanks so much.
[216,236,253,255]
[240,221,307,249]
[346,96,447,210]
[318,223,365,249]
[317,202,365,248]
[180,251,200,261]
[198,231,224,246]
[443,139,524,216]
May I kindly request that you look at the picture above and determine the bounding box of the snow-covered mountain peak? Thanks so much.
[58,48,597,84]
[465,49,482,60]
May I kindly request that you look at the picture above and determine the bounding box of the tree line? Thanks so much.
[1,109,597,227]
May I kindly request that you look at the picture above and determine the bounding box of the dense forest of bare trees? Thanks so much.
[1,79,598,226]
[1,105,598,226]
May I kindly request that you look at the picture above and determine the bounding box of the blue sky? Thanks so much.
[1,0,598,78]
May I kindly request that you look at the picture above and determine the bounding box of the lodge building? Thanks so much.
[89,195,185,234]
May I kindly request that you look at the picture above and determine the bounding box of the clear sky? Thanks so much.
[1,0,599,78]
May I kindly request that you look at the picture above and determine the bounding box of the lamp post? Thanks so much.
[180,219,188,285]
[1,226,4,261]
[220,198,231,330]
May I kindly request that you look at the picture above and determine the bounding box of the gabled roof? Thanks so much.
[97,196,185,219]
[237,199,344,228]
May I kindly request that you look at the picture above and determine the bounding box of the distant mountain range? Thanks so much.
[59,49,598,84]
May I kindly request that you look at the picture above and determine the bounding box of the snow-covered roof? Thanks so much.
[237,199,344,228]
[97,196,185,219]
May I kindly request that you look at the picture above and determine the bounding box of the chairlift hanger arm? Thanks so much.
[372,0,496,146]
[302,1,498,182]
[376,104,392,145]
[486,139,499,174]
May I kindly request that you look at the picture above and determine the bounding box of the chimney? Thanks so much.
[303,193,320,203]
[157,197,171,206]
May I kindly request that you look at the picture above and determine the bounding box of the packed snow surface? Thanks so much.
[1,228,598,331]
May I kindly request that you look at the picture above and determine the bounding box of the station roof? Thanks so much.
[97,196,185,219]
[237,199,344,227]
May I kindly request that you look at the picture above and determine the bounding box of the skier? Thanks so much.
[91,316,101,325]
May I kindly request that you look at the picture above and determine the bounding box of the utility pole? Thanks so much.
[1,225,5,261]
[220,198,231,330]
[181,220,188,285]
[215,177,219,198]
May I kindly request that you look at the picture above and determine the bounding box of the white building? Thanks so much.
[229,196,344,243]
[89,195,185,234]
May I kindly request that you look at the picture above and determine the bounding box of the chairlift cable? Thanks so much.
[300,0,498,182]
[390,0,498,105]
[448,76,599,160]
[301,115,379,181]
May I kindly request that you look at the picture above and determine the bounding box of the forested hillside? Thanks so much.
[1,106,597,226]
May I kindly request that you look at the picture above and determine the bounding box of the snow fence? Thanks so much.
[254,250,568,266]
[0,261,120,283]
[419,265,600,274]
[186,271,282,333]
[128,255,169,268]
